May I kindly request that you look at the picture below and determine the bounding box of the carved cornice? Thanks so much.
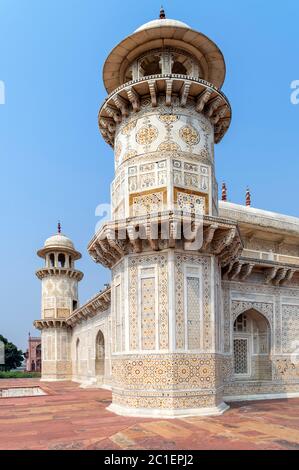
[88,211,242,269]
[98,75,231,147]
[67,287,111,327]
[35,267,84,281]
[33,319,70,330]
[223,256,299,285]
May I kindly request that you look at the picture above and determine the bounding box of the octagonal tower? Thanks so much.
[89,10,242,417]
[34,225,83,381]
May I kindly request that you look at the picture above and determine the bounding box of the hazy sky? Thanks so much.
[1,0,299,351]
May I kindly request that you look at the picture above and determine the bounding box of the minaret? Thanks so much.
[89,11,242,416]
[34,224,83,381]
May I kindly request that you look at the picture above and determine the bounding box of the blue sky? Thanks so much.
[0,0,299,351]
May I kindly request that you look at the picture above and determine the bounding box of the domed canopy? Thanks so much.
[37,228,81,260]
[103,15,226,93]
[44,234,74,250]
[135,18,190,32]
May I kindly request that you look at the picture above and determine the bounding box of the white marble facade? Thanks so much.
[34,14,299,417]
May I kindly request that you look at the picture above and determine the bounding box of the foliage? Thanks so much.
[0,371,41,379]
[0,334,24,371]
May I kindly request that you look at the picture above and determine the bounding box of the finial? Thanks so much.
[58,221,61,234]
[221,182,227,202]
[159,6,166,19]
[246,188,251,207]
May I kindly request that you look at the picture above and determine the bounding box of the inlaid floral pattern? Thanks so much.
[159,114,179,124]
[158,141,181,151]
[121,120,137,135]
[179,125,200,146]
[136,125,158,145]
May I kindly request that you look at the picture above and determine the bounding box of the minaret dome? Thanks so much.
[102,15,226,94]
[34,225,83,381]
[37,227,82,268]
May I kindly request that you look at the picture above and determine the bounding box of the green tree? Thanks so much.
[0,335,24,371]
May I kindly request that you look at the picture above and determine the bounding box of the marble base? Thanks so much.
[107,401,229,419]
[224,392,299,402]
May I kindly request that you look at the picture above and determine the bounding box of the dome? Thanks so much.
[37,228,82,260]
[103,16,226,93]
[44,234,74,250]
[135,18,190,32]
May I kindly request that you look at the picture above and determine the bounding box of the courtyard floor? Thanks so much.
[0,379,299,450]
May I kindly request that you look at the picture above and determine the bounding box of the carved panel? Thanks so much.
[130,189,166,217]
[129,254,168,351]
[175,254,211,350]
[141,275,156,350]
[281,305,299,353]
[186,277,201,350]
[174,188,208,215]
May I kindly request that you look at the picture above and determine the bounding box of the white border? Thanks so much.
[224,392,299,402]
[107,401,229,419]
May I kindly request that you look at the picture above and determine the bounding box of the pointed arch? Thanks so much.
[95,330,105,383]
[231,300,273,333]
[233,308,272,380]
[58,253,65,268]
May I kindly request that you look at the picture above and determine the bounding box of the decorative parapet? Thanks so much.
[88,211,243,269]
[66,287,111,327]
[242,248,299,267]
[219,201,299,238]
[98,75,231,147]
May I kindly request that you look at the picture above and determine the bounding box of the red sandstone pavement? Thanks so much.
[0,379,299,450]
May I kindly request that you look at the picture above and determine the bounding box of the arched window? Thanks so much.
[95,330,105,383]
[171,53,194,77]
[58,253,65,268]
[140,55,161,77]
[49,253,55,267]
[234,313,247,332]
[233,310,271,380]
[124,68,133,82]
[36,344,41,358]
[172,61,188,75]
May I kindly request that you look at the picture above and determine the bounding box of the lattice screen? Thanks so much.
[233,338,248,375]
[187,276,200,350]
[141,276,156,350]
[115,284,121,352]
